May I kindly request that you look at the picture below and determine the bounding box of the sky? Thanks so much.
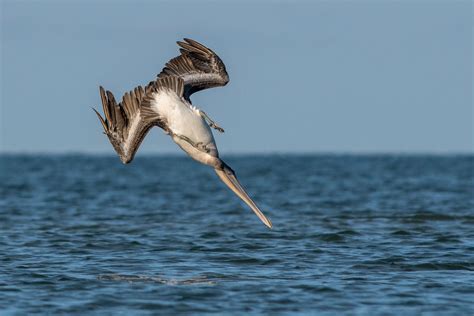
[1,0,472,154]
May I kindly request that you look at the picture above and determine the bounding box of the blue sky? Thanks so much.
[1,0,472,154]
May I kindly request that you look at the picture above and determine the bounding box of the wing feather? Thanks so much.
[94,77,185,164]
[157,38,229,101]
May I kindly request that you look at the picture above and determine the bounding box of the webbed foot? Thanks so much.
[199,110,224,133]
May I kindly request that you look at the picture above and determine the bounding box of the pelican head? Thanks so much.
[214,160,273,229]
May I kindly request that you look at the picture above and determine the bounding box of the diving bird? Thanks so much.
[93,38,272,228]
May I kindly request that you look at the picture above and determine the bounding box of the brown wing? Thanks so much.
[157,38,229,101]
[93,77,184,164]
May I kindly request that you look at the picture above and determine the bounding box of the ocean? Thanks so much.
[1,154,473,315]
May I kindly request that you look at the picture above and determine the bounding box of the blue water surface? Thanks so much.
[1,154,473,315]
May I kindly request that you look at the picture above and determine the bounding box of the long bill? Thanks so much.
[214,164,273,229]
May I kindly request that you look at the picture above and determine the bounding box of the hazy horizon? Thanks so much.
[1,150,472,156]
[1,0,472,155]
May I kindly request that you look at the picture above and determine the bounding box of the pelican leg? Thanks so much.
[199,110,224,133]
[174,134,210,153]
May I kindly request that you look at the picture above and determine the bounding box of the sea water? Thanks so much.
[1,154,473,314]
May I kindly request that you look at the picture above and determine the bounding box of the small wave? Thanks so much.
[402,262,474,272]
[292,284,340,293]
[97,274,217,285]
[337,229,360,236]
[391,229,412,236]
[406,212,457,222]
[353,258,473,272]
[318,233,346,243]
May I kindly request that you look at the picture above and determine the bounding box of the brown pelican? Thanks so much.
[93,38,272,228]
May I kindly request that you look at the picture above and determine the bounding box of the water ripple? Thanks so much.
[1,154,473,314]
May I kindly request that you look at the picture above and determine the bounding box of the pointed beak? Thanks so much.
[214,164,273,229]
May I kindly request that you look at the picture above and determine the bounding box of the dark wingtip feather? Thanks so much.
[92,107,108,132]
[159,38,229,99]
[99,86,113,125]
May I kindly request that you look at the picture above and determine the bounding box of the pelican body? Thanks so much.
[159,90,219,166]
[94,38,272,228]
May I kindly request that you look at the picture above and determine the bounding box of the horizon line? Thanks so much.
[0,150,473,157]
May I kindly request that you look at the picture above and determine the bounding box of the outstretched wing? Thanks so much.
[93,82,164,164]
[157,38,229,101]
